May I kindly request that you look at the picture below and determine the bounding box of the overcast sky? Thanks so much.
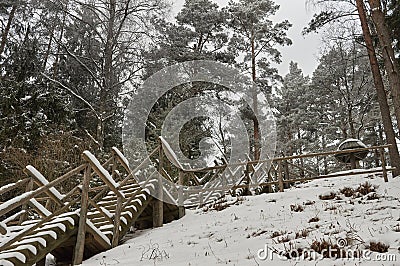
[171,0,322,77]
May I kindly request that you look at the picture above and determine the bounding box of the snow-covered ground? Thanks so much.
[83,172,400,266]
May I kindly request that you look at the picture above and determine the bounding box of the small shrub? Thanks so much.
[295,229,309,239]
[271,230,286,238]
[304,200,315,206]
[319,192,336,200]
[310,239,341,258]
[393,224,400,232]
[356,182,378,196]
[340,187,355,197]
[213,203,228,211]
[309,217,320,223]
[366,193,380,200]
[324,205,337,211]
[290,204,304,212]
[368,241,389,253]
[277,235,291,243]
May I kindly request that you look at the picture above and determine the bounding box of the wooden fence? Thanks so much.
[174,144,394,206]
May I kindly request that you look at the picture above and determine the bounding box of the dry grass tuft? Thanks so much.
[290,204,304,212]
[367,241,389,253]
[319,192,336,200]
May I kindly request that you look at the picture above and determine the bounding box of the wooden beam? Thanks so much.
[153,143,164,228]
[19,177,34,224]
[0,178,29,195]
[178,170,185,218]
[82,152,125,199]
[380,147,389,182]
[73,164,91,265]
[277,161,284,192]
[0,221,7,234]
[0,164,87,218]
[112,196,123,247]
[118,146,159,187]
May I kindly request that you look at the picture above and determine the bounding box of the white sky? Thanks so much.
[171,0,322,77]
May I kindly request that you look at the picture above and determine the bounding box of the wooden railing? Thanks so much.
[171,144,394,207]
[0,140,394,265]
[0,147,162,265]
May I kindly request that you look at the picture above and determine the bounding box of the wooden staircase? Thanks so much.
[1,139,391,265]
[0,146,182,266]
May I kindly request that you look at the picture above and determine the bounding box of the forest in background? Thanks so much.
[0,0,400,188]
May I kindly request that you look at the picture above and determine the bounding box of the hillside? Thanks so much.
[82,171,400,266]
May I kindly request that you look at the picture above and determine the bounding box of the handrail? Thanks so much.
[0,164,86,218]
[185,145,392,172]
[0,178,30,196]
[82,151,125,200]
[0,146,170,265]
[118,146,159,187]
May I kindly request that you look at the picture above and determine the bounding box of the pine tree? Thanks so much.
[226,0,292,160]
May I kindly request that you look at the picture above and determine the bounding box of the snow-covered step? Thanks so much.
[90,216,111,225]
[119,183,140,191]
[92,220,110,228]
[120,186,142,193]
[0,251,26,265]
[102,188,144,200]
[19,230,57,244]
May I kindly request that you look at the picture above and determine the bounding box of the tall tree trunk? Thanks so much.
[368,0,400,134]
[356,0,400,176]
[0,5,17,57]
[53,2,67,78]
[348,107,356,138]
[43,26,55,71]
[322,134,328,175]
[98,0,117,151]
[251,30,260,161]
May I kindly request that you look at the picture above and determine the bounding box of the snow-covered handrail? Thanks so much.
[0,178,29,196]
[159,136,184,170]
[82,151,125,200]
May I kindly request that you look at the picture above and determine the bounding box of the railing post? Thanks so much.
[379,147,388,182]
[278,161,284,192]
[199,191,203,207]
[111,153,117,180]
[349,154,357,169]
[178,170,185,218]
[19,177,34,225]
[283,159,290,181]
[73,164,91,265]
[111,150,123,246]
[153,143,164,228]
[112,195,123,247]
[245,164,250,195]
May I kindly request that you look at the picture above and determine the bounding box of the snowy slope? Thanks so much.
[83,172,400,266]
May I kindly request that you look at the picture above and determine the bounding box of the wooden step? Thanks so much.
[0,215,79,266]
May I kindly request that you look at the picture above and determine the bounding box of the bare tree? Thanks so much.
[43,0,167,151]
